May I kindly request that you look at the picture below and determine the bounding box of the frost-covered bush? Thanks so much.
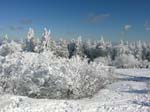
[113,54,140,68]
[0,51,113,99]
[94,56,112,66]
[0,41,22,56]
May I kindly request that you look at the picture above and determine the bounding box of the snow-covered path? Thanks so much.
[0,69,150,112]
[80,69,150,112]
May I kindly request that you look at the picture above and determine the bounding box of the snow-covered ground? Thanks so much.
[0,69,150,112]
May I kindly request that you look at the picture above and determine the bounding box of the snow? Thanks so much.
[0,69,150,112]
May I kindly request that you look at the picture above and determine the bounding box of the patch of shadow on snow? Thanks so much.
[122,89,150,94]
[132,100,150,107]
[118,74,150,82]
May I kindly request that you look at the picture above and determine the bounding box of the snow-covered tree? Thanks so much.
[83,39,92,49]
[2,34,9,44]
[68,39,77,58]
[54,39,69,58]
[96,35,106,49]
[75,36,84,57]
[4,34,8,41]
[41,28,51,50]
[132,40,143,61]
[25,28,37,52]
[27,28,34,41]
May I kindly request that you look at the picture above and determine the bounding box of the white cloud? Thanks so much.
[9,26,24,31]
[145,27,150,31]
[124,24,132,31]
[144,21,150,31]
[21,19,32,25]
[87,13,110,24]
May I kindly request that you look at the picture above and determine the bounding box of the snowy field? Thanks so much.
[0,69,150,112]
[1,0,150,111]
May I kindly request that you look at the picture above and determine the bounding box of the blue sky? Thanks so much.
[0,0,150,41]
